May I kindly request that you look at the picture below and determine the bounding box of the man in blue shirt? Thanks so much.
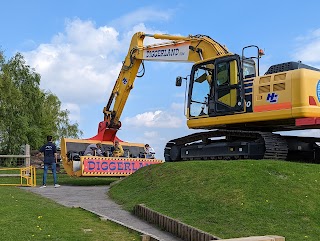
[39,135,60,188]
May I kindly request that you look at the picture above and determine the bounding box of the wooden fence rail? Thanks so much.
[134,204,285,241]
[134,204,220,241]
[0,144,30,168]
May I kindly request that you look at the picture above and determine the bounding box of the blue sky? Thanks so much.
[2,0,320,158]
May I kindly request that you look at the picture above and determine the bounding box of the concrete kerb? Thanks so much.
[218,236,285,241]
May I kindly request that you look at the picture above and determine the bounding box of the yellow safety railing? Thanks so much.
[0,166,36,187]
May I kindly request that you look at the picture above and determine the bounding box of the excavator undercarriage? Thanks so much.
[165,130,320,163]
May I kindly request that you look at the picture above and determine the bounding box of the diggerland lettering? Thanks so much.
[86,160,150,171]
[146,48,179,58]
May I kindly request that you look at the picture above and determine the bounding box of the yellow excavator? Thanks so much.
[61,31,320,174]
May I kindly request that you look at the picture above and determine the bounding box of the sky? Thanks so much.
[2,0,320,158]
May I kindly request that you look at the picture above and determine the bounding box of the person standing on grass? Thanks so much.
[39,135,60,188]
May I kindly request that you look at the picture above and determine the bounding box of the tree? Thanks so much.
[0,51,82,154]
[40,91,83,145]
[0,52,28,153]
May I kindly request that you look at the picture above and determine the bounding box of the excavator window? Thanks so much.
[189,64,213,117]
[216,62,229,86]
[243,61,256,79]
[215,59,239,111]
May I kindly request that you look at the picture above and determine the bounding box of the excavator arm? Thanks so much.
[91,31,232,142]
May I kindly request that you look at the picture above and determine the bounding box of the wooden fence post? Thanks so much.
[25,144,30,167]
[25,144,30,174]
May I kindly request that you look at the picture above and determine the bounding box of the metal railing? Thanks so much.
[0,144,36,187]
[0,166,36,187]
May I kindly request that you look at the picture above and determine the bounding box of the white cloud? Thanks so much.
[123,110,183,128]
[20,39,37,50]
[293,28,320,65]
[61,102,81,123]
[23,18,122,106]
[170,102,184,111]
[144,131,158,138]
[113,7,184,50]
[111,7,173,31]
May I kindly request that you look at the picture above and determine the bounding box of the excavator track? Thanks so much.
[164,129,290,162]
[259,132,288,160]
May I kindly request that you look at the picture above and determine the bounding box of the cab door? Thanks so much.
[208,55,244,116]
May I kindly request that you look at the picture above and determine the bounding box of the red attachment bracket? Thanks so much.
[87,121,122,142]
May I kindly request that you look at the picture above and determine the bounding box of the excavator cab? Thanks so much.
[188,55,244,118]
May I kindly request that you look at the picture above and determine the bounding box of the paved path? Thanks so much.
[22,185,182,241]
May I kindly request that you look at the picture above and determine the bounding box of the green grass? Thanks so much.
[36,170,119,186]
[0,172,140,241]
[0,168,119,186]
[109,160,320,241]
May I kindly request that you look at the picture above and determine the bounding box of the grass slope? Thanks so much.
[109,160,320,241]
